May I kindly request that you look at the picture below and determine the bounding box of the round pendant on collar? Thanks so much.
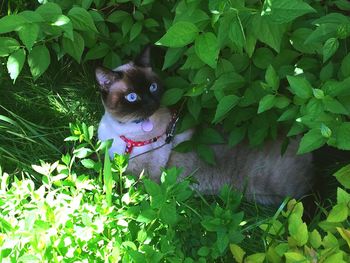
[141,119,153,132]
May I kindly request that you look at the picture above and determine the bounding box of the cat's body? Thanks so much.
[96,47,313,205]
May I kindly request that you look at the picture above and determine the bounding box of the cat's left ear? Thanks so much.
[134,45,151,68]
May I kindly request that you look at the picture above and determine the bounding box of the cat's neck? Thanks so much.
[103,107,171,141]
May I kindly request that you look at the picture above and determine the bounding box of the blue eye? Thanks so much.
[125,93,138,102]
[150,83,158,92]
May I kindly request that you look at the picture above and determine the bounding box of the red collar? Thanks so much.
[119,111,179,155]
[120,134,163,154]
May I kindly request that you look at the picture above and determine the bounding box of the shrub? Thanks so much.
[1,0,350,164]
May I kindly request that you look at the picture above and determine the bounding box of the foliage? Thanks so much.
[0,123,244,262]
[1,123,350,262]
[1,0,350,164]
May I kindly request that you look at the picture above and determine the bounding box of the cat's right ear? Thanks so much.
[95,67,123,91]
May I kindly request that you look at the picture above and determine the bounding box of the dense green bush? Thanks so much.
[1,123,350,262]
[1,0,350,163]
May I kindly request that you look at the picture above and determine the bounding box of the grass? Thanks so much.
[0,57,346,259]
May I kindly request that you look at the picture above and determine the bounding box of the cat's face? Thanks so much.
[95,47,164,122]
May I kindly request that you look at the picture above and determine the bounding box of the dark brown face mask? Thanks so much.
[95,47,164,123]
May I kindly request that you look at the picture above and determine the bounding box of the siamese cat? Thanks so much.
[96,47,313,205]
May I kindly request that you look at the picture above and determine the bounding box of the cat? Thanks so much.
[96,47,313,205]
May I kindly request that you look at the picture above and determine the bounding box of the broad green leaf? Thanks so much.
[252,48,274,69]
[121,16,133,36]
[265,65,279,90]
[0,37,20,57]
[297,128,327,154]
[103,51,121,69]
[7,49,26,82]
[323,38,339,62]
[52,15,74,40]
[288,214,308,246]
[337,187,350,204]
[245,253,265,263]
[156,21,199,48]
[187,97,201,120]
[213,95,240,123]
[286,76,313,99]
[313,88,325,99]
[336,123,350,150]
[262,0,315,24]
[28,45,51,81]
[327,203,348,222]
[81,159,96,169]
[251,14,287,52]
[130,22,142,41]
[274,96,290,109]
[161,88,184,105]
[159,201,177,225]
[198,128,225,144]
[309,229,322,249]
[334,164,350,189]
[228,127,246,147]
[196,144,216,165]
[107,10,129,23]
[278,106,298,121]
[323,96,348,114]
[68,7,98,32]
[18,24,40,51]
[85,43,109,61]
[321,124,332,138]
[62,31,85,63]
[258,94,276,114]
[0,14,27,34]
[230,244,245,263]
[162,48,184,70]
[341,53,350,77]
[284,252,307,262]
[195,32,219,68]
[36,2,62,21]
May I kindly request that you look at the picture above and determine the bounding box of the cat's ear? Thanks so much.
[134,45,151,68]
[95,67,123,90]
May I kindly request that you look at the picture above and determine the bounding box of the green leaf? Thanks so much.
[198,128,225,144]
[62,31,85,63]
[7,49,26,83]
[160,201,177,225]
[252,48,274,69]
[85,42,109,61]
[162,47,184,70]
[297,128,327,154]
[334,164,350,189]
[286,76,313,99]
[230,244,245,263]
[81,159,96,169]
[321,124,332,138]
[284,252,307,262]
[288,214,308,246]
[161,88,184,105]
[187,97,201,120]
[251,14,287,52]
[18,24,40,51]
[265,65,279,90]
[196,144,216,165]
[323,96,348,114]
[36,2,62,21]
[28,45,51,81]
[309,229,322,249]
[52,15,74,40]
[103,51,121,69]
[213,95,240,123]
[336,123,350,150]
[0,37,20,57]
[107,10,129,23]
[327,203,348,222]
[0,14,27,34]
[130,22,142,41]
[278,107,298,121]
[68,6,98,32]
[262,0,315,24]
[341,53,350,77]
[258,94,276,114]
[195,32,219,68]
[228,127,246,147]
[156,21,199,48]
[337,187,350,204]
[323,38,339,63]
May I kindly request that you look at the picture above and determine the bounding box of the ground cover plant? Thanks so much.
[1,0,350,261]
